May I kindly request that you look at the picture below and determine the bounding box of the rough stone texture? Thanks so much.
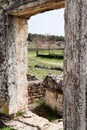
[0,8,9,114]
[28,80,45,104]
[0,0,64,115]
[43,74,63,114]
[7,16,28,115]
[0,0,87,130]
[0,0,65,18]
[16,17,28,112]
[28,74,63,114]
[5,111,63,130]
[0,9,28,115]
[45,90,63,115]
[64,0,87,130]
[43,74,63,93]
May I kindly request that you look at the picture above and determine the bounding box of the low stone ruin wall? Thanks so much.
[28,80,45,105]
[28,74,63,115]
[43,74,63,115]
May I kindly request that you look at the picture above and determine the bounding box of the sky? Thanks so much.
[28,8,64,36]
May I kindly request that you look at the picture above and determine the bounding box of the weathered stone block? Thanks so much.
[43,74,63,114]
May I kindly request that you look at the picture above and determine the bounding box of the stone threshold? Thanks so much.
[5,111,63,130]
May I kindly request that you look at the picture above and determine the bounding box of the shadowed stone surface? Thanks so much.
[43,74,63,114]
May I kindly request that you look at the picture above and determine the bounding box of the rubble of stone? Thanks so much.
[27,74,38,81]
[43,73,63,93]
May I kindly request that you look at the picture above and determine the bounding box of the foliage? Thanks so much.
[28,33,64,42]
[36,98,45,106]
[55,35,64,41]
[16,111,24,117]
[28,33,64,57]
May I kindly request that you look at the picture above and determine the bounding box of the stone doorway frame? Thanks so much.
[0,0,87,130]
[0,0,65,115]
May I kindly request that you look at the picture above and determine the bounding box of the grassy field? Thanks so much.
[28,50,63,79]
[37,49,64,55]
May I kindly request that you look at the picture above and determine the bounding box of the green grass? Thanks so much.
[28,42,36,48]
[28,49,64,56]
[29,67,62,79]
[28,56,63,68]
[16,111,24,117]
[28,50,63,79]
[1,127,15,130]
[38,49,64,56]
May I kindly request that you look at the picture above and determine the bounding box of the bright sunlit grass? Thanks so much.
[28,50,63,79]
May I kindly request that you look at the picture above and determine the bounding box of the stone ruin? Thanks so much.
[27,73,63,115]
[0,0,87,130]
[43,74,63,115]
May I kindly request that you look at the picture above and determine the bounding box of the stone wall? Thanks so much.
[43,74,63,115]
[28,74,63,115]
[45,90,63,115]
[28,80,45,104]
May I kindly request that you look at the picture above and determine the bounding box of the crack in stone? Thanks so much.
[16,119,41,130]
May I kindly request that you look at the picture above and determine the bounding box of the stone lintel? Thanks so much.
[8,0,65,18]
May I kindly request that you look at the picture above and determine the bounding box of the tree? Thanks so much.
[33,35,43,56]
[45,35,55,55]
[27,33,32,42]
